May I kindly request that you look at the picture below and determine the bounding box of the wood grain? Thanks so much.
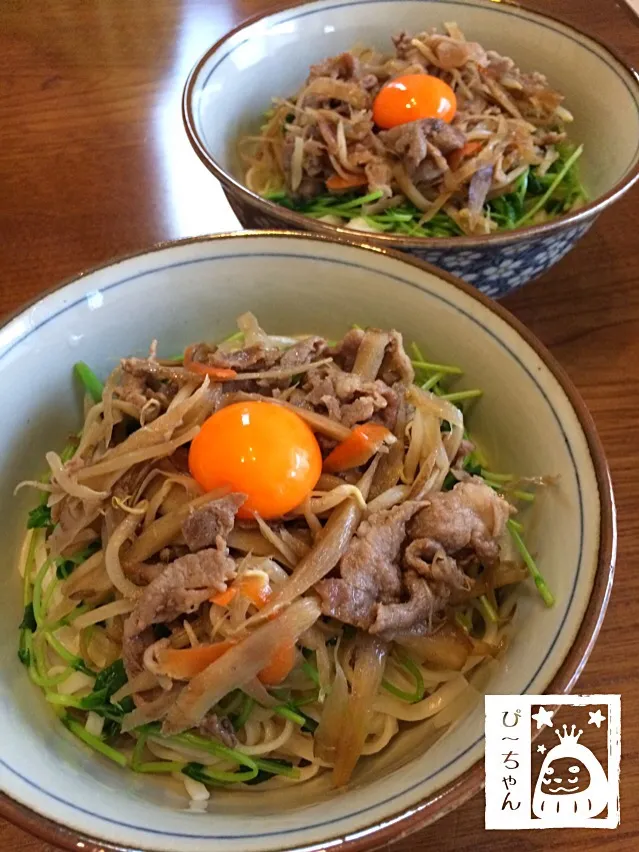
[1,0,638,849]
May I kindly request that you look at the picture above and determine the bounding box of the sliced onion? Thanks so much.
[237,312,270,348]
[162,597,321,734]
[46,452,108,502]
[242,677,278,708]
[256,461,378,620]
[395,624,472,670]
[121,687,181,733]
[290,135,304,192]
[124,488,229,566]
[73,598,135,629]
[224,392,351,442]
[314,645,349,763]
[222,357,333,383]
[333,635,388,786]
[352,330,390,381]
[393,164,431,212]
[76,425,200,483]
[111,670,159,704]
[408,385,464,463]
[105,509,147,599]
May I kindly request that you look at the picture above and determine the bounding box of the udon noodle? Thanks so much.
[17,315,552,802]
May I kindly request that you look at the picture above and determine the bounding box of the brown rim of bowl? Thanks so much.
[0,231,616,852]
[182,0,639,251]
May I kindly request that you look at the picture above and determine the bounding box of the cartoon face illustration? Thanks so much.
[539,756,591,794]
[532,725,609,822]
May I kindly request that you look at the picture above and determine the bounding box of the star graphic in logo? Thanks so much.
[588,709,606,728]
[537,744,547,754]
[531,706,555,729]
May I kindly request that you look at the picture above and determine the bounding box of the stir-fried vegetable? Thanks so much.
[324,423,394,473]
[16,315,556,802]
[265,144,586,237]
[333,635,388,786]
[244,19,587,238]
[74,361,104,404]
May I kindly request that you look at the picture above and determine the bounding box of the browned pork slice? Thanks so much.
[181,493,246,552]
[115,369,178,416]
[189,341,280,373]
[188,336,328,377]
[404,541,471,591]
[312,580,377,631]
[308,51,361,82]
[315,501,424,628]
[279,336,328,370]
[429,34,488,70]
[365,158,394,196]
[123,547,236,679]
[302,77,372,110]
[299,364,399,429]
[371,571,439,634]
[407,479,512,566]
[116,358,224,418]
[380,119,465,175]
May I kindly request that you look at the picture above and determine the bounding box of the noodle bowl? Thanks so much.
[0,234,613,852]
[17,312,549,802]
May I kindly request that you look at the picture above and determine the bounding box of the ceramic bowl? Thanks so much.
[183,0,639,298]
[0,232,614,852]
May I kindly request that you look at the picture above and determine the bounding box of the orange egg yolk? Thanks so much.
[373,74,457,129]
[188,402,322,520]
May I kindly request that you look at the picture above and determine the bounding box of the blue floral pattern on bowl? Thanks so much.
[227,193,595,299]
[407,221,594,298]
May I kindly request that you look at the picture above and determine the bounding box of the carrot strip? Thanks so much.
[210,587,237,607]
[323,423,393,473]
[257,641,296,685]
[241,574,272,609]
[184,345,237,381]
[448,141,483,172]
[157,641,235,679]
[210,575,272,609]
[326,173,368,191]
[158,633,294,685]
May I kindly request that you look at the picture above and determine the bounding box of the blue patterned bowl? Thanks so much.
[183,0,639,298]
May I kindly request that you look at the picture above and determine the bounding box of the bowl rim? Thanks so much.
[0,230,616,852]
[182,0,639,250]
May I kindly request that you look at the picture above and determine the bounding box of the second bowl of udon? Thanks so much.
[183,0,639,297]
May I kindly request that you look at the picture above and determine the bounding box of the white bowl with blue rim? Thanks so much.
[183,0,639,298]
[0,232,614,852]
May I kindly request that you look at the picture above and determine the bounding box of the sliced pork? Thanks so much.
[123,547,236,679]
[181,493,246,552]
[407,479,512,566]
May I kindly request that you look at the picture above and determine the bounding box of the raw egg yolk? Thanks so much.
[188,402,322,520]
[373,74,457,129]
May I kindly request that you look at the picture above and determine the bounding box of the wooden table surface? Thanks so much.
[1,1,638,850]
